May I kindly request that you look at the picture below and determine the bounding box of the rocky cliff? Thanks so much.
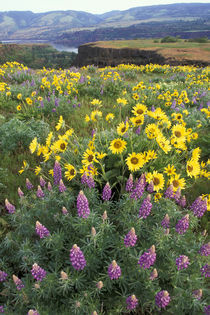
[75,43,210,67]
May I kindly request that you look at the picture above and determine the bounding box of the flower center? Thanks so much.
[187,165,193,172]
[131,157,138,165]
[60,143,66,150]
[173,179,179,188]
[70,169,75,175]
[121,127,126,133]
[137,109,143,114]
[114,141,122,149]
[153,177,160,185]
[175,131,181,137]
[88,155,94,162]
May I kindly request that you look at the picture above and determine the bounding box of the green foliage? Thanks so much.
[161,36,179,43]
[187,37,209,43]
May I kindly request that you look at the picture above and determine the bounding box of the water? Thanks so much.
[1,40,78,53]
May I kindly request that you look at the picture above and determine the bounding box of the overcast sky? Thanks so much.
[0,0,209,14]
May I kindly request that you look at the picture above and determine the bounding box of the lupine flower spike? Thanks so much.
[126,295,138,310]
[5,199,15,214]
[138,245,156,269]
[36,185,44,198]
[31,263,46,281]
[0,270,8,282]
[108,260,121,280]
[13,275,24,290]
[102,182,112,201]
[124,228,137,247]
[138,195,152,219]
[155,290,170,309]
[175,214,189,234]
[77,191,90,218]
[70,244,86,270]
[35,221,50,238]
[53,160,62,185]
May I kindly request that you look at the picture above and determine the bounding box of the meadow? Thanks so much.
[0,61,209,314]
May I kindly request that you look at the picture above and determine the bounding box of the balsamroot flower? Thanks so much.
[138,195,152,219]
[190,196,207,217]
[13,275,24,290]
[70,244,86,270]
[126,174,133,192]
[35,221,50,239]
[77,191,90,218]
[31,263,46,282]
[53,160,62,185]
[124,228,137,247]
[138,245,156,269]
[155,290,170,309]
[199,243,210,256]
[176,255,190,270]
[59,179,66,192]
[5,199,15,214]
[102,182,112,201]
[126,295,138,310]
[200,264,210,278]
[175,214,189,234]
[108,260,121,280]
[36,185,44,198]
[0,270,7,282]
[161,214,170,229]
[26,178,33,190]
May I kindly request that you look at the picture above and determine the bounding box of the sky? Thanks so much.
[0,0,209,14]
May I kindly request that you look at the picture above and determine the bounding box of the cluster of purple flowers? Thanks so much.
[26,178,33,190]
[204,305,210,315]
[192,289,203,300]
[164,186,186,207]
[77,191,90,218]
[147,181,154,193]
[124,228,137,247]
[5,199,15,214]
[36,186,44,198]
[39,176,46,187]
[108,260,121,280]
[125,174,133,192]
[175,214,189,234]
[138,245,156,269]
[102,183,112,201]
[190,196,207,217]
[0,270,7,282]
[53,161,62,185]
[31,263,46,282]
[164,184,174,199]
[18,187,24,197]
[138,195,152,219]
[155,290,170,309]
[35,221,50,239]
[70,244,86,270]
[13,275,24,290]
[59,179,66,193]
[200,264,210,278]
[126,295,138,310]
[199,243,210,256]
[130,176,145,200]
[81,173,95,188]
[176,255,190,270]
[47,182,52,191]
[161,214,170,229]
[0,306,4,313]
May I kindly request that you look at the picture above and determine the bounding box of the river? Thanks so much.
[1,40,78,53]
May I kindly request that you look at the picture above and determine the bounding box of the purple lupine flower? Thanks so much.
[147,181,154,193]
[192,289,202,300]
[124,228,137,247]
[164,184,174,199]
[36,185,44,198]
[138,195,152,219]
[190,196,207,217]
[174,188,181,203]
[126,295,138,310]
[81,173,95,188]
[39,176,46,187]
[62,206,68,215]
[26,178,33,190]
[200,264,210,278]
[178,195,186,208]
[59,179,66,193]
[130,178,145,200]
[176,255,190,270]
[13,275,24,290]
[199,243,210,256]
[81,173,88,185]
[28,310,40,315]
[161,214,170,229]
[70,244,86,270]
[18,187,24,198]
[108,260,121,280]
[175,214,189,234]
[31,263,46,282]
[150,268,158,280]
[138,245,156,269]
[35,221,50,239]
[53,161,62,185]
[126,174,133,192]
[102,183,112,201]
[47,182,52,191]
[0,306,4,313]
[5,199,15,214]
[77,191,90,218]
[135,126,141,135]
[0,270,7,282]
[155,290,170,309]
[204,305,210,315]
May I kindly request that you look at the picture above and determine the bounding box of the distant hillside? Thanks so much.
[0,3,209,42]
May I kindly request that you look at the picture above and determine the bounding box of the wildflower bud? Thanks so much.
[102,211,107,221]
[92,311,98,315]
[18,187,24,197]
[126,295,138,310]
[164,228,170,235]
[193,289,203,300]
[62,207,68,215]
[0,270,8,282]
[53,160,62,185]
[0,306,4,313]
[34,283,40,289]
[161,214,170,229]
[96,281,103,289]
[91,227,96,236]
[35,221,50,239]
[126,174,133,192]
[39,176,46,187]
[28,310,40,315]
[26,178,33,190]
[150,268,158,280]
[5,199,15,214]
[202,229,207,236]
[36,185,44,198]
[13,275,24,290]
[102,182,112,201]
[59,179,66,193]
[47,182,52,191]
[75,301,81,308]
[60,271,68,280]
